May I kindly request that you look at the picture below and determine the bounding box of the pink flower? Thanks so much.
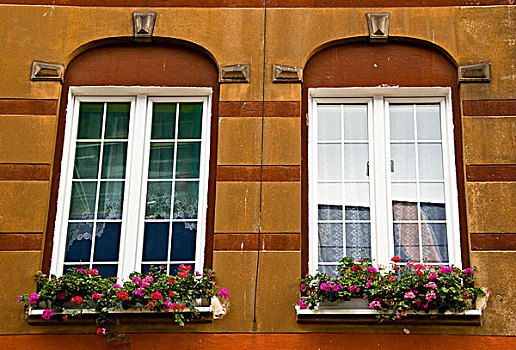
[113,284,121,289]
[88,269,99,276]
[423,303,429,309]
[96,328,106,335]
[219,288,229,299]
[135,288,145,297]
[429,272,438,280]
[151,290,163,300]
[299,299,309,309]
[17,296,22,303]
[425,282,437,289]
[92,293,102,300]
[389,276,397,282]
[147,302,155,309]
[332,284,340,291]
[76,268,87,274]
[366,267,377,274]
[29,293,40,304]
[132,277,142,285]
[404,291,416,299]
[144,275,154,283]
[407,261,414,268]
[141,282,150,288]
[463,268,474,274]
[348,285,360,293]
[369,301,381,308]
[425,290,437,301]
[351,265,362,271]
[366,280,371,288]
[42,309,53,320]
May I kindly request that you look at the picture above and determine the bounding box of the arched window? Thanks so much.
[302,41,467,275]
[44,42,218,278]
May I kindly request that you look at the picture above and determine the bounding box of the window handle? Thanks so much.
[366,161,369,176]
[391,160,395,172]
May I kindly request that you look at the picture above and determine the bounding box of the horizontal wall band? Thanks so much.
[217,165,300,182]
[470,233,516,251]
[466,165,516,182]
[0,99,58,116]
[462,100,516,116]
[1,333,515,349]
[213,233,300,251]
[0,164,51,181]
[0,0,512,7]
[0,233,42,251]
[219,101,300,118]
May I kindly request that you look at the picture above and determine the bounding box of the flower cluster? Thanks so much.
[17,265,228,341]
[299,256,486,320]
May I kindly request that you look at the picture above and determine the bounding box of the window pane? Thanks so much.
[152,103,176,139]
[391,182,417,207]
[344,143,368,180]
[393,223,420,262]
[170,222,197,261]
[178,103,202,139]
[416,104,441,140]
[318,265,338,277]
[343,105,368,140]
[64,222,93,262]
[345,223,371,259]
[418,143,444,180]
[78,103,103,139]
[73,143,100,179]
[69,182,97,220]
[345,206,370,221]
[170,264,194,276]
[176,142,201,178]
[390,104,414,140]
[344,183,370,213]
[318,144,342,180]
[422,223,448,263]
[94,223,121,261]
[318,204,343,220]
[317,183,342,208]
[317,104,341,141]
[105,103,130,139]
[101,142,128,179]
[391,143,416,180]
[92,264,118,278]
[142,223,169,261]
[421,203,446,221]
[97,181,124,219]
[318,223,343,263]
[173,181,199,219]
[392,200,418,221]
[148,142,174,179]
[145,181,172,219]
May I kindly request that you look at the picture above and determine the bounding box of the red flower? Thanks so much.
[168,278,176,284]
[88,268,99,276]
[169,291,174,297]
[71,296,83,304]
[415,269,423,276]
[391,256,402,263]
[116,290,129,300]
[151,290,163,300]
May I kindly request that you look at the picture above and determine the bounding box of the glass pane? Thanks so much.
[176,142,201,178]
[318,223,343,263]
[344,143,368,180]
[317,183,342,208]
[142,223,169,261]
[145,181,172,219]
[418,144,444,180]
[391,182,417,204]
[178,103,202,139]
[393,223,420,262]
[64,222,93,262]
[97,181,124,220]
[392,201,418,221]
[390,104,414,140]
[391,143,416,180]
[141,264,168,275]
[317,104,341,141]
[105,103,130,139]
[148,142,174,179]
[73,143,100,179]
[344,182,370,212]
[420,182,446,221]
[94,223,121,261]
[92,264,118,278]
[78,103,103,139]
[343,105,368,140]
[173,181,199,219]
[101,142,127,179]
[63,264,89,274]
[318,144,342,180]
[318,204,343,220]
[152,103,176,139]
[416,104,441,140]
[170,264,194,276]
[69,182,97,220]
[345,206,370,221]
[422,223,448,263]
[421,203,446,221]
[318,265,338,277]
[345,223,371,259]
[170,222,197,261]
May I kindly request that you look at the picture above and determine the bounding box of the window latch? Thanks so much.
[391,160,395,172]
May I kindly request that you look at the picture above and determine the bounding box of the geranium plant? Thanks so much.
[18,264,229,341]
[299,256,487,320]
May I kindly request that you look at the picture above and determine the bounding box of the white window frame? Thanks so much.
[51,86,212,278]
[308,87,461,273]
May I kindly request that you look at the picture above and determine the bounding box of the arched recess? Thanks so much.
[43,40,219,273]
[301,39,468,276]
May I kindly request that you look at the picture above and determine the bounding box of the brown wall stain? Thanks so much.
[219,101,300,118]
[0,234,42,251]
[0,99,57,115]
[213,233,300,251]
[466,165,516,182]
[0,164,50,181]
[217,165,301,182]
[463,99,516,116]
[471,233,516,251]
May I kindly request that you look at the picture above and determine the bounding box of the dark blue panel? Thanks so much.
[141,264,168,275]
[93,223,121,261]
[170,222,197,261]
[93,264,118,278]
[142,223,169,261]
[63,264,89,274]
[64,223,93,262]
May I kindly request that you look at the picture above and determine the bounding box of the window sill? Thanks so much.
[295,306,483,326]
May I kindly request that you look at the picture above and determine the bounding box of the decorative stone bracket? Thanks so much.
[219,64,250,83]
[366,13,390,42]
[31,61,64,81]
[133,12,157,40]
[458,62,491,83]
[272,64,302,83]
